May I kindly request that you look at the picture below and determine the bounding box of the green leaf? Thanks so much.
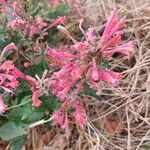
[56,5,69,14]
[8,96,31,125]
[5,7,14,23]
[67,107,75,113]
[21,104,33,120]
[0,30,10,49]
[26,109,44,123]
[0,31,5,42]
[20,95,32,103]
[21,104,44,124]
[25,58,49,76]
[40,93,62,112]
[47,4,68,19]
[83,84,101,100]
[0,122,26,141]
[100,61,109,68]
[9,108,24,125]
[16,87,32,104]
[9,135,27,150]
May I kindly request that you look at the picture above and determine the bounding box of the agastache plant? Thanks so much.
[47,10,135,128]
[0,0,135,130]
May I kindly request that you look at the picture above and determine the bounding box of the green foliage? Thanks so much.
[83,84,101,100]
[48,4,69,19]
[0,29,10,49]
[8,93,61,126]
[0,122,27,150]
[25,58,50,76]
[100,61,109,68]
[9,135,27,150]
[67,107,75,113]
[0,122,26,141]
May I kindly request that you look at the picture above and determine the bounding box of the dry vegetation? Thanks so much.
[1,0,150,149]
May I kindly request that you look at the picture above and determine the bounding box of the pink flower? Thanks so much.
[103,41,135,59]
[1,8,14,16]
[43,16,66,32]
[86,27,97,42]
[54,62,75,78]
[101,34,121,51]
[13,67,26,79]
[47,47,78,60]
[57,25,78,43]
[0,61,19,93]
[73,102,86,128]
[99,68,122,86]
[75,79,84,94]
[36,16,47,29]
[72,42,89,52]
[0,95,7,113]
[32,90,42,107]
[57,84,72,100]
[24,75,37,89]
[8,18,26,30]
[0,60,14,71]
[53,107,68,129]
[23,62,31,68]
[0,0,13,9]
[28,25,38,38]
[51,16,66,26]
[48,0,62,6]
[0,60,36,94]
[0,43,18,59]
[48,10,135,100]
[2,42,18,51]
[91,58,99,81]
[100,10,126,43]
[71,65,89,81]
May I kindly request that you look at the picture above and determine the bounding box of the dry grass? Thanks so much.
[3,0,150,149]
[83,0,150,149]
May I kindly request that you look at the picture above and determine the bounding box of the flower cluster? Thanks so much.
[0,1,135,129]
[0,0,66,38]
[0,43,21,112]
[47,10,135,99]
[47,10,135,128]
[53,99,86,129]
[0,43,37,113]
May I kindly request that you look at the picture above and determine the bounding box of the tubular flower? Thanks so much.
[0,42,18,60]
[52,102,69,129]
[0,0,13,9]
[48,0,62,6]
[52,100,86,129]
[0,95,7,113]
[48,10,135,128]
[73,101,87,128]
[32,90,42,107]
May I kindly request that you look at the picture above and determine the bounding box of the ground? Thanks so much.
[1,0,150,149]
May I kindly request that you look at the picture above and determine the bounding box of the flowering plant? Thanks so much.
[46,10,135,128]
[0,0,135,148]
